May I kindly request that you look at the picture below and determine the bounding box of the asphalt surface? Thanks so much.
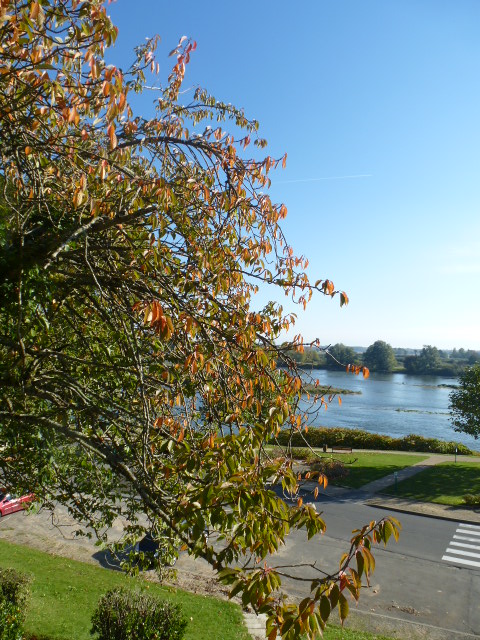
[244,451,480,639]
[309,451,480,526]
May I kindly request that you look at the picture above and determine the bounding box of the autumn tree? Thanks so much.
[450,365,480,439]
[0,2,399,637]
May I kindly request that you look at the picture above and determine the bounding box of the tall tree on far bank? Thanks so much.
[404,345,442,374]
[0,2,398,637]
[363,341,397,372]
[325,343,359,369]
[450,365,480,439]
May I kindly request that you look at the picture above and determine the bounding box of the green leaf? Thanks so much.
[338,593,349,624]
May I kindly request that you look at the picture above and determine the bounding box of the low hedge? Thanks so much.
[275,426,473,455]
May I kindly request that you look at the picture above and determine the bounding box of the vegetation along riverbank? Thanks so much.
[275,426,476,455]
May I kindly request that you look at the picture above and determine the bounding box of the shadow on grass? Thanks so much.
[332,463,417,489]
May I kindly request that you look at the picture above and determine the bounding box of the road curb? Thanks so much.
[366,497,480,525]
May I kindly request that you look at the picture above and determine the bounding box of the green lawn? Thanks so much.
[0,540,249,640]
[381,461,480,505]
[321,452,429,489]
[0,538,397,640]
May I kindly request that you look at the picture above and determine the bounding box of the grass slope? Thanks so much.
[0,540,249,640]
[0,537,398,640]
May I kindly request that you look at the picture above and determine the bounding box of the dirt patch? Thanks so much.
[0,506,231,601]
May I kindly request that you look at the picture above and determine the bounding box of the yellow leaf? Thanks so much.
[144,306,153,324]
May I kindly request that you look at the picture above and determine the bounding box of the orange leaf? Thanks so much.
[268,628,277,640]
[68,107,78,124]
[107,123,117,149]
[297,497,303,508]
[338,396,342,406]
[30,2,40,19]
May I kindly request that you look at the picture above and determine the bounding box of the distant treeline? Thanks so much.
[281,342,480,377]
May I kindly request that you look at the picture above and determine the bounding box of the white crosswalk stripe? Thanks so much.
[442,523,480,569]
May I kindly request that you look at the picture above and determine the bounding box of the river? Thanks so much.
[298,370,480,452]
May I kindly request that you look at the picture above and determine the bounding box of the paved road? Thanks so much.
[276,491,480,639]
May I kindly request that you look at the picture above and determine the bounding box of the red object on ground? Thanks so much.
[0,492,34,516]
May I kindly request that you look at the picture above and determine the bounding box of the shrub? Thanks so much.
[0,568,31,608]
[91,588,188,640]
[0,568,32,640]
[0,599,24,640]
[463,494,480,507]
[309,458,348,482]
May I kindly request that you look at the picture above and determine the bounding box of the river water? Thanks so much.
[298,369,480,452]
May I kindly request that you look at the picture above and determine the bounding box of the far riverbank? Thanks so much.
[296,370,480,452]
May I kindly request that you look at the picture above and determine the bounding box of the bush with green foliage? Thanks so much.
[362,341,397,372]
[0,568,31,640]
[325,344,359,370]
[450,364,480,439]
[91,588,187,640]
[276,427,472,455]
[463,494,480,507]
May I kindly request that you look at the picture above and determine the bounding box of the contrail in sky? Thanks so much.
[275,174,373,184]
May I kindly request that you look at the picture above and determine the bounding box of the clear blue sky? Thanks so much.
[108,0,480,350]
